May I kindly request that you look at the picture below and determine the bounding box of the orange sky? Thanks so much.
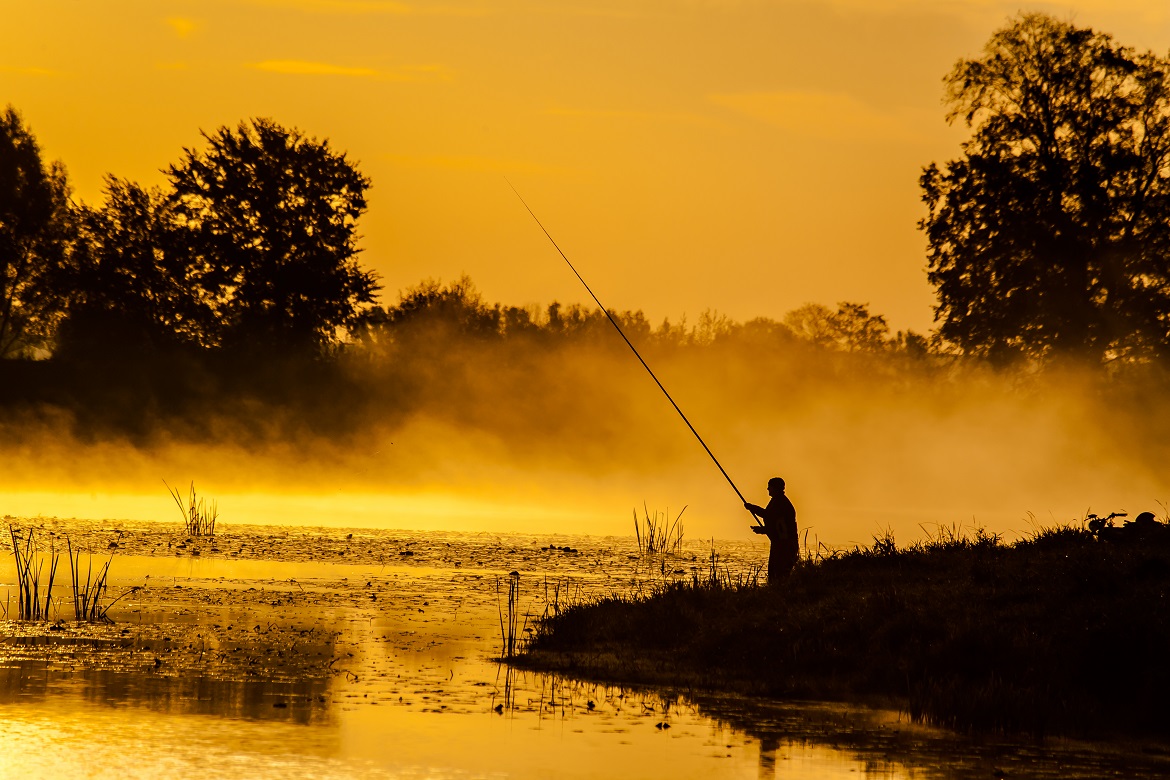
[5,1,1170,334]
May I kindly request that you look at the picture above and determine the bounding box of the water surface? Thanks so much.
[1,521,1166,779]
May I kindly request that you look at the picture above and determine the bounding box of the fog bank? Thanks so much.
[2,331,1165,546]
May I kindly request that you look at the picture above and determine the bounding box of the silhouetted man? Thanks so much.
[745,477,798,582]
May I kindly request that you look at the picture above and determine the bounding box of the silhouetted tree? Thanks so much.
[0,106,73,358]
[167,118,379,357]
[383,275,502,339]
[544,302,652,344]
[732,317,797,348]
[921,14,1170,365]
[784,302,891,352]
[59,177,214,357]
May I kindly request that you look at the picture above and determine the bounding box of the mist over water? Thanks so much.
[2,321,1167,546]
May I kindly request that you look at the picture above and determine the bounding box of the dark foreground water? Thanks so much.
[1,521,1167,779]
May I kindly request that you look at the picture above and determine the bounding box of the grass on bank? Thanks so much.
[516,516,1170,740]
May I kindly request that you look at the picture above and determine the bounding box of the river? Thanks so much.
[0,520,1166,778]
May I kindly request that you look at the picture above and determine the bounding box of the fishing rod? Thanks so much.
[506,179,763,527]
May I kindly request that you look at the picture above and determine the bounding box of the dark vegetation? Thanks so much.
[0,103,942,452]
[518,518,1170,740]
[7,526,122,622]
[922,13,1170,366]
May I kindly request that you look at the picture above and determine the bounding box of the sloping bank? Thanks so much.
[514,526,1170,740]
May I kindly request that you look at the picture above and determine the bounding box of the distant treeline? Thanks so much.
[367,275,927,356]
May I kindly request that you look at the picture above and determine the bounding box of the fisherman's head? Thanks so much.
[767,477,785,496]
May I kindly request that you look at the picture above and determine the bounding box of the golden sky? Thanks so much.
[5,1,1170,334]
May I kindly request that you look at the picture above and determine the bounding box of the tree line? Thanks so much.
[5,12,1170,376]
[367,275,925,356]
[0,109,922,369]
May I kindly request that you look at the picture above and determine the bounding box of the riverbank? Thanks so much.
[517,522,1170,741]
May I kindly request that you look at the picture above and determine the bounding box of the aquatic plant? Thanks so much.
[66,538,115,622]
[166,481,218,536]
[689,541,762,590]
[633,504,685,556]
[540,576,583,619]
[7,526,60,621]
[496,571,529,660]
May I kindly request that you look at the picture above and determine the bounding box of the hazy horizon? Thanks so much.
[3,326,1165,548]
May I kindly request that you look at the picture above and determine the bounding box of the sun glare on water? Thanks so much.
[0,489,601,535]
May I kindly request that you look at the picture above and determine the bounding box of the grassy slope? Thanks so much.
[517,527,1170,739]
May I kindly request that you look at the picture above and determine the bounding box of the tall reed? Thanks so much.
[166,481,218,536]
[67,538,114,622]
[497,571,524,659]
[8,526,60,621]
[541,576,582,619]
[633,504,686,556]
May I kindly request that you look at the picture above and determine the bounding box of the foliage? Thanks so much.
[379,275,504,341]
[60,177,214,356]
[783,301,897,352]
[371,277,921,357]
[167,118,380,356]
[921,13,1170,365]
[0,105,73,358]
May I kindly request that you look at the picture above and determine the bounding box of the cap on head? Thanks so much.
[768,477,785,491]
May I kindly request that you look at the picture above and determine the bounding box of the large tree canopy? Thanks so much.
[59,177,213,357]
[0,106,72,358]
[168,118,379,356]
[920,13,1170,365]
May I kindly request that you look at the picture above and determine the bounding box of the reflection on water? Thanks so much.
[1,523,1168,779]
[0,663,331,725]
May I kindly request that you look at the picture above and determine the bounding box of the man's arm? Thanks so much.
[745,502,768,533]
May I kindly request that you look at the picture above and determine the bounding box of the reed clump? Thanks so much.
[519,517,1170,741]
[633,504,685,556]
[67,538,115,622]
[8,526,60,621]
[7,526,130,623]
[166,481,218,536]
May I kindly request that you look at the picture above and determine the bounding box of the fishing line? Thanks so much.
[506,179,761,525]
